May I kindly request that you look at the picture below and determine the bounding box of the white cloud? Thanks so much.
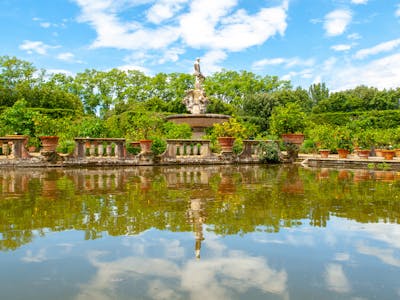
[252,57,314,69]
[201,50,228,74]
[324,53,400,90]
[56,52,76,62]
[282,68,313,81]
[77,244,288,300]
[179,0,288,51]
[347,32,361,40]
[331,44,352,51]
[146,0,188,24]
[19,40,58,55]
[117,64,152,75]
[357,243,400,267]
[157,47,185,64]
[40,22,51,28]
[396,4,400,17]
[324,9,352,36]
[324,263,351,293]
[351,0,368,4]
[21,249,47,263]
[354,38,400,59]
[73,0,289,56]
[47,69,74,76]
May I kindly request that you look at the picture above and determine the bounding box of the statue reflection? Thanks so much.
[186,198,206,259]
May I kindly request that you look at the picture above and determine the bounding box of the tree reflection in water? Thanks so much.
[1,166,400,252]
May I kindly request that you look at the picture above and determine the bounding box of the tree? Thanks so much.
[308,83,329,106]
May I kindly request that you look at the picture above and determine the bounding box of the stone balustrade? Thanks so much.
[163,139,212,158]
[239,140,280,159]
[0,136,30,159]
[74,138,126,159]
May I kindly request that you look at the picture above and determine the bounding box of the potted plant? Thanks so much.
[213,118,246,153]
[309,124,335,158]
[333,126,352,159]
[353,129,376,159]
[33,115,60,152]
[269,103,307,145]
[127,112,164,154]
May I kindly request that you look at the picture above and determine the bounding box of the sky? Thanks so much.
[0,0,399,91]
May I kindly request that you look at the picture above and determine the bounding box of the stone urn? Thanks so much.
[281,133,305,145]
[40,136,59,152]
[217,137,235,153]
[139,139,153,153]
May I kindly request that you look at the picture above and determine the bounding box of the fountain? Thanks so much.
[166,58,230,138]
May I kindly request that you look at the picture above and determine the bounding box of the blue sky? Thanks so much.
[1,0,399,91]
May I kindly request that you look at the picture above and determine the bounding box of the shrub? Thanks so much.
[258,141,280,163]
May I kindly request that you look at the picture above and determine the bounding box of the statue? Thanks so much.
[183,58,208,114]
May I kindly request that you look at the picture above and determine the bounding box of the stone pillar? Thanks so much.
[89,143,96,156]
[98,143,104,157]
[106,144,112,157]
[75,141,86,159]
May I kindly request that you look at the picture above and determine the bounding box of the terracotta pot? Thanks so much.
[337,148,349,159]
[319,149,330,158]
[375,149,384,157]
[281,133,305,145]
[40,136,59,152]
[357,149,370,159]
[217,137,235,153]
[139,139,153,153]
[382,149,395,160]
[395,149,400,157]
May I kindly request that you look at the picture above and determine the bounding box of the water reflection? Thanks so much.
[1,165,400,299]
[1,166,400,252]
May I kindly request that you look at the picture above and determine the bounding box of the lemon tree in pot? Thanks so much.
[213,117,246,153]
[269,102,307,146]
[33,114,61,153]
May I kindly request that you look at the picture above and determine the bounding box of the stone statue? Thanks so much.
[183,58,208,114]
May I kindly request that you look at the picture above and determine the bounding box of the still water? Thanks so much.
[0,165,399,300]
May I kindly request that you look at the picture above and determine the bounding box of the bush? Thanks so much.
[56,139,75,154]
[258,141,280,163]
[151,137,167,155]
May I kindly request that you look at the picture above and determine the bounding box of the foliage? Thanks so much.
[308,124,335,150]
[0,99,37,135]
[56,139,75,154]
[311,110,400,129]
[258,141,280,163]
[74,116,108,138]
[32,114,62,136]
[126,142,141,155]
[151,137,167,155]
[300,139,317,154]
[212,117,248,138]
[333,126,353,151]
[162,122,192,139]
[241,93,280,131]
[269,102,307,135]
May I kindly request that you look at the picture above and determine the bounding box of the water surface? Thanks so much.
[0,165,399,299]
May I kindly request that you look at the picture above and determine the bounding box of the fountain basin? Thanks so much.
[166,114,231,138]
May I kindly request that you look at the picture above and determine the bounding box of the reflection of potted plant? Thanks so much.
[213,118,246,153]
[270,103,307,145]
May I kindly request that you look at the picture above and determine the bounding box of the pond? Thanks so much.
[0,165,399,300]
